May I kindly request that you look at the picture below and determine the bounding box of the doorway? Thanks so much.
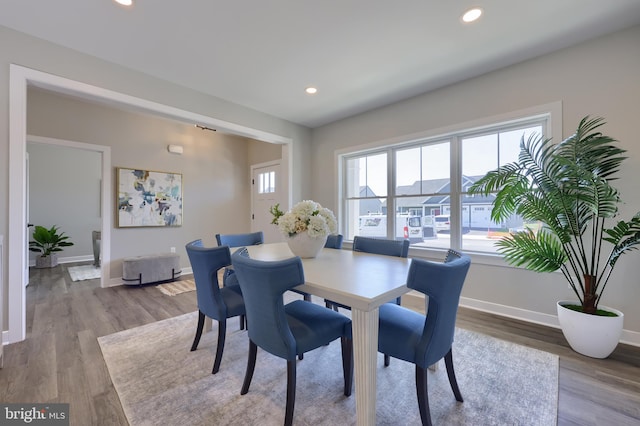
[27,136,108,279]
[8,65,293,344]
[252,161,284,243]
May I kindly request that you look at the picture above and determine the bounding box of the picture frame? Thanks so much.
[117,167,183,228]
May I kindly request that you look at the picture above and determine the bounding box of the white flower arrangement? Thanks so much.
[270,200,337,238]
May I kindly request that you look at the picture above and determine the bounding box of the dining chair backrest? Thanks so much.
[231,248,306,360]
[215,231,264,247]
[185,239,233,321]
[324,234,344,249]
[408,253,471,367]
[352,236,409,258]
[444,248,463,263]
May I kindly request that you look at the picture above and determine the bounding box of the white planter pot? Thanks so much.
[556,301,624,359]
[286,233,327,258]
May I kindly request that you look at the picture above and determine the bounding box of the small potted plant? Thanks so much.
[29,225,75,268]
[468,116,640,358]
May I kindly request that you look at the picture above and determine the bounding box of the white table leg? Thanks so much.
[352,307,378,426]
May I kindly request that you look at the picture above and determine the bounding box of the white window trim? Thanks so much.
[335,101,563,267]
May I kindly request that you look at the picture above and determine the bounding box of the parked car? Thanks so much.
[358,214,424,243]
[434,215,450,233]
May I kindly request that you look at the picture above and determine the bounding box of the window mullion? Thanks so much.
[387,148,395,239]
[450,136,462,250]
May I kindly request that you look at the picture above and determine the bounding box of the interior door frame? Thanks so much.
[27,135,111,285]
[7,64,293,344]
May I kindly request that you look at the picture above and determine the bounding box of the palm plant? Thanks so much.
[468,116,640,315]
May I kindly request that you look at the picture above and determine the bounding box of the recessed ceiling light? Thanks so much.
[115,0,133,6]
[462,8,482,23]
[305,87,318,95]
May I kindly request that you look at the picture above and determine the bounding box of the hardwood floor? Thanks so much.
[1,262,639,425]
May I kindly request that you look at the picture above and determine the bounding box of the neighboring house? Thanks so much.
[358,186,383,215]
[377,176,517,230]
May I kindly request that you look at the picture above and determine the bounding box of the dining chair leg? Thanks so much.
[211,319,227,374]
[444,349,464,402]
[415,366,432,426]
[341,336,353,396]
[384,354,391,367]
[285,360,297,426]
[241,341,258,395]
[190,310,206,351]
[239,314,246,330]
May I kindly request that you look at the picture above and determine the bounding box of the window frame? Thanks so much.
[336,102,562,264]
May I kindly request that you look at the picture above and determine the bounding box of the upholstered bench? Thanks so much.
[122,253,181,285]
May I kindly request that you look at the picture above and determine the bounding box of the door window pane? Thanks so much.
[258,171,275,194]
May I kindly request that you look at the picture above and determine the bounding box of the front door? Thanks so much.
[252,162,284,243]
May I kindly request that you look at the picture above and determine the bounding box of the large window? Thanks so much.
[340,113,551,254]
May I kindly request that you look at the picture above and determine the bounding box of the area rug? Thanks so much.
[98,310,559,426]
[67,264,101,281]
[156,279,196,296]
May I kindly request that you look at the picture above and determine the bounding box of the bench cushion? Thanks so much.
[122,253,181,285]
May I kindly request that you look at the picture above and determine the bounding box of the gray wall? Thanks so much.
[26,88,283,279]
[2,22,640,341]
[27,141,102,262]
[310,25,640,337]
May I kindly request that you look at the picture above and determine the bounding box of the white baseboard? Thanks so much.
[404,292,640,348]
[29,254,94,267]
[460,296,640,348]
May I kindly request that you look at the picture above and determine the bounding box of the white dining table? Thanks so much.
[243,242,412,426]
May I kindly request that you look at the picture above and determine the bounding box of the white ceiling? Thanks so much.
[3,1,640,128]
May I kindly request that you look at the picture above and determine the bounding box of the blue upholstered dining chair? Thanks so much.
[215,232,263,288]
[216,231,264,328]
[230,248,353,426]
[324,233,344,249]
[353,235,410,257]
[185,239,246,374]
[215,231,264,248]
[377,250,471,426]
[322,234,344,309]
[216,231,314,303]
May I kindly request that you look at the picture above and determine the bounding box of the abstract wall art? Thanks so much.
[117,167,183,227]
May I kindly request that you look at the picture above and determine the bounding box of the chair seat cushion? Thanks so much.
[378,302,425,364]
[219,286,245,318]
[285,300,352,354]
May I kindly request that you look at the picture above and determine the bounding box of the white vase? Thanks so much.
[287,233,327,258]
[556,301,624,359]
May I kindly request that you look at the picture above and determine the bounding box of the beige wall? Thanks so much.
[310,25,640,338]
[26,88,283,278]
